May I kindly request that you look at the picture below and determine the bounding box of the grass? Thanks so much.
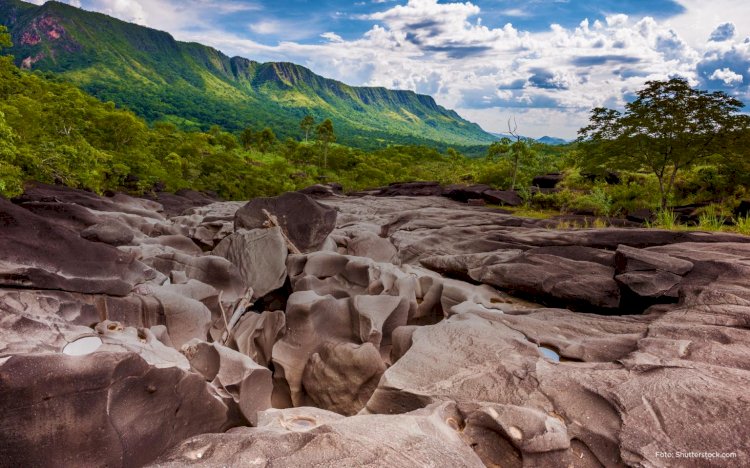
[498,206,559,219]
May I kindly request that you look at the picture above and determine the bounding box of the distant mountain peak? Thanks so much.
[0,0,496,149]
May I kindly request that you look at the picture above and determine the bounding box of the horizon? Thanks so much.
[25,0,750,139]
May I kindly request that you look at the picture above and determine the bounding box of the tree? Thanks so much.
[256,127,276,153]
[0,25,10,49]
[316,118,336,169]
[579,78,750,209]
[240,127,254,149]
[300,115,315,143]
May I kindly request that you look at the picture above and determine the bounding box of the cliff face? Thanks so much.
[0,0,496,149]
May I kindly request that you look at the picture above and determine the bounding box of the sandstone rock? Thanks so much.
[344,231,399,263]
[230,310,286,367]
[153,402,485,467]
[234,192,337,253]
[302,341,386,415]
[213,227,288,297]
[80,219,136,246]
[0,198,151,296]
[472,251,621,310]
[142,252,245,302]
[0,352,233,467]
[375,181,444,197]
[181,340,272,425]
[483,189,523,206]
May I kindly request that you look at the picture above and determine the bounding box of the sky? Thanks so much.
[29,0,750,138]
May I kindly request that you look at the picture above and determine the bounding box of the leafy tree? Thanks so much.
[300,115,315,142]
[240,127,254,149]
[316,118,336,169]
[579,78,750,208]
[485,136,537,189]
[256,127,276,152]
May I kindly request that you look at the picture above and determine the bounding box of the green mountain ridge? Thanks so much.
[0,0,496,149]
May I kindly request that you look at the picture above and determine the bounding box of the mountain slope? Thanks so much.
[0,0,496,149]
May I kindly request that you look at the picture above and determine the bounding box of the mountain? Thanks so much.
[0,0,496,149]
[537,136,569,146]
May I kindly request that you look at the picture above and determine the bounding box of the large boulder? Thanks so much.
[376,181,444,197]
[213,227,288,297]
[234,192,337,253]
[0,198,151,296]
[181,340,273,425]
[0,352,234,468]
[153,403,485,467]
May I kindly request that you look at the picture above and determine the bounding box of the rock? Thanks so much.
[213,227,288,297]
[626,208,653,224]
[95,321,190,369]
[442,184,491,203]
[150,285,213,348]
[14,182,162,219]
[302,341,386,415]
[467,198,486,206]
[145,190,219,217]
[234,192,337,253]
[376,181,444,197]
[0,198,151,296]
[344,231,399,263]
[181,340,272,425]
[460,404,570,467]
[153,402,485,467]
[80,219,136,246]
[0,352,233,468]
[229,310,286,367]
[615,244,694,275]
[482,189,522,206]
[18,201,102,232]
[532,173,563,189]
[472,251,621,310]
[298,183,343,198]
[142,252,245,302]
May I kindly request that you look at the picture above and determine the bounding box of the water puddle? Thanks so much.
[63,336,103,356]
[538,345,561,362]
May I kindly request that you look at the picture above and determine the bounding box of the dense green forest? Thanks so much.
[3,18,750,232]
[0,0,495,151]
[0,24,564,199]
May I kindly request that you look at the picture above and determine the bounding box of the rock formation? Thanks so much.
[2,184,749,467]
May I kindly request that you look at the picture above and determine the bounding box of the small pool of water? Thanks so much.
[538,346,561,362]
[63,336,103,356]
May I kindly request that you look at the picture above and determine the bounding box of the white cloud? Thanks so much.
[710,67,743,85]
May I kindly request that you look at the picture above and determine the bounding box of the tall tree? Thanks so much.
[579,78,750,209]
[300,115,315,143]
[316,118,336,169]
[240,127,254,149]
[256,127,276,153]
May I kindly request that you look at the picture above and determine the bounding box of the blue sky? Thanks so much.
[32,0,750,138]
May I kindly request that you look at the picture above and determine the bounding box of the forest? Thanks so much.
[2,24,750,232]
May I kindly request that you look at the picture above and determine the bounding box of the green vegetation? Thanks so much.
[3,8,750,239]
[578,78,749,209]
[0,0,496,152]
[0,26,558,199]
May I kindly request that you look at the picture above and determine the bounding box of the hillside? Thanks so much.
[0,0,496,149]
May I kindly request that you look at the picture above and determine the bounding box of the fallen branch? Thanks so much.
[220,287,255,345]
[262,208,302,254]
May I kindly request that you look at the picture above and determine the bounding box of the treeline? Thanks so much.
[0,26,565,200]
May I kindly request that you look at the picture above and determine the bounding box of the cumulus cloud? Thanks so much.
[709,23,736,42]
[710,68,743,85]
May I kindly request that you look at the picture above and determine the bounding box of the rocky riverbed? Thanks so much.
[1,182,749,467]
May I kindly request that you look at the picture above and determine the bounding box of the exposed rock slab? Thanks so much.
[235,192,337,253]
